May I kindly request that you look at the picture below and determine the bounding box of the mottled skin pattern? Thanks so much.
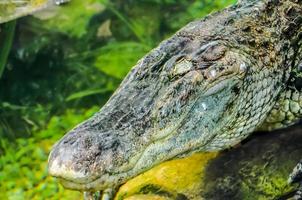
[47,0,302,199]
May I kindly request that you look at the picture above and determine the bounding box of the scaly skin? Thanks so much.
[48,0,302,198]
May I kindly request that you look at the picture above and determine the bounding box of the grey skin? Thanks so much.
[48,0,302,199]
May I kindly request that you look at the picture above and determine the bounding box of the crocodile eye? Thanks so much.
[173,58,194,76]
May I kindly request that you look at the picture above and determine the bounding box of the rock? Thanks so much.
[115,124,302,200]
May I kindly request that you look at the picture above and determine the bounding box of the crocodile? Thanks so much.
[44,0,301,199]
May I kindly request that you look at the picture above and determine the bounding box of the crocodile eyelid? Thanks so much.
[173,59,194,75]
[163,55,185,71]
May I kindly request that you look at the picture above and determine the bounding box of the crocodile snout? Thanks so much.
[48,126,118,185]
[48,142,91,183]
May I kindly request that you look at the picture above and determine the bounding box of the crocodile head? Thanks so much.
[48,0,293,194]
[48,38,283,192]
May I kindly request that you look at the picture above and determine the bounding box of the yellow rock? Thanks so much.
[115,152,218,200]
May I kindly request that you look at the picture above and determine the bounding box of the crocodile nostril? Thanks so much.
[48,133,98,183]
[48,128,121,185]
[48,143,98,184]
